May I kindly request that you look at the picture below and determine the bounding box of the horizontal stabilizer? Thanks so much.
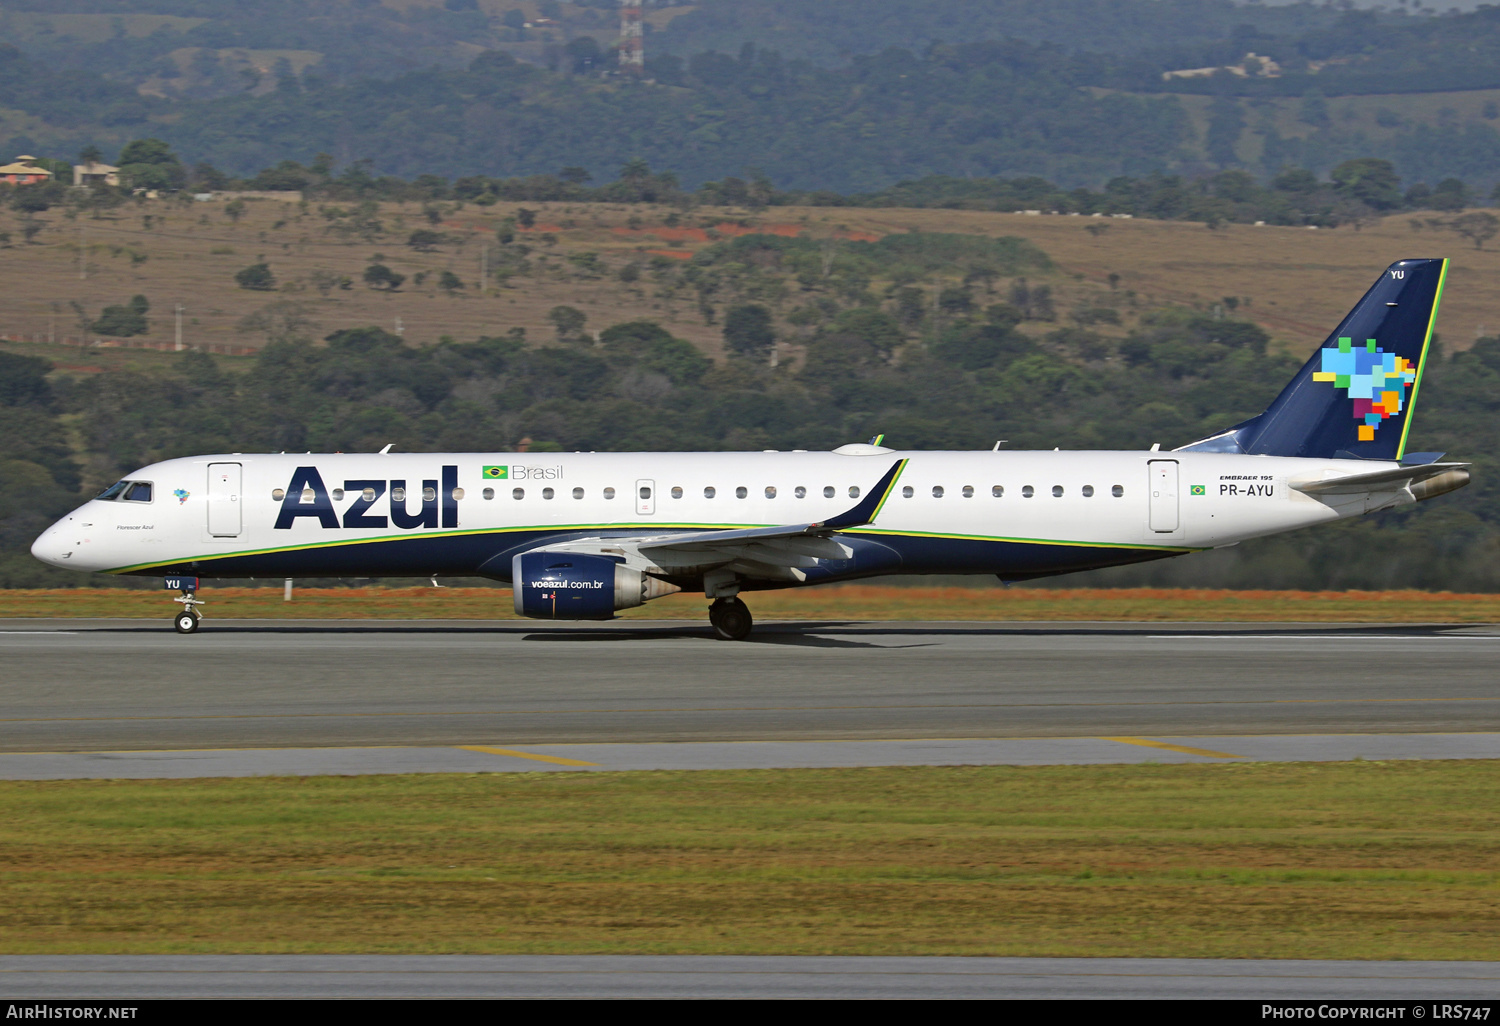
[1290,462,1469,496]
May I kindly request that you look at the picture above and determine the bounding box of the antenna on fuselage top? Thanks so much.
[992,440,1007,451]
[378,443,393,454]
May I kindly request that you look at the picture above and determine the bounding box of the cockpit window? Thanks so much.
[123,482,153,503]
[96,480,130,501]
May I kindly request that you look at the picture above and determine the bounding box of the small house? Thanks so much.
[74,161,120,187]
[0,156,53,185]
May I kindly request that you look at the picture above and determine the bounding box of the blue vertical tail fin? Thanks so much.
[1179,258,1448,461]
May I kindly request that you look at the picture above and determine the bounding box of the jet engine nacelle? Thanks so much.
[512,551,679,620]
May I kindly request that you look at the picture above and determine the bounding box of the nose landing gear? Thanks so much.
[166,575,203,634]
[709,596,753,641]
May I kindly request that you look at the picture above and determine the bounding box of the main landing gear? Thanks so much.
[709,596,753,641]
[167,576,204,634]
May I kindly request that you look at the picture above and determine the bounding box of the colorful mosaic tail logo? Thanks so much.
[1311,337,1417,442]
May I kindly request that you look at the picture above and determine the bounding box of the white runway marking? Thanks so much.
[1149,634,1500,640]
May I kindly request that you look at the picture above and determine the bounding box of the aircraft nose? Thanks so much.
[30,519,76,568]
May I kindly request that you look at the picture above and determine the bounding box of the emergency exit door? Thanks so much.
[207,462,242,537]
[1148,459,1179,533]
[635,478,655,516]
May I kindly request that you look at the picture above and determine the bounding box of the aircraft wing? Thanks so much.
[534,459,907,580]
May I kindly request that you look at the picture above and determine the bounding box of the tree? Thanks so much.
[407,229,445,252]
[116,138,185,192]
[224,199,247,223]
[722,304,776,361]
[1430,178,1470,213]
[515,208,536,229]
[77,145,102,165]
[234,263,277,291]
[619,158,651,186]
[563,37,601,74]
[363,263,406,290]
[438,270,464,293]
[1330,158,1402,211]
[548,305,588,342]
[190,162,231,191]
[90,295,149,337]
[1449,212,1499,250]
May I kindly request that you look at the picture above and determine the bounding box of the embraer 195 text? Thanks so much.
[32,259,1471,639]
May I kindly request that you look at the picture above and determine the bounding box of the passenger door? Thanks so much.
[1148,459,1179,533]
[207,463,242,537]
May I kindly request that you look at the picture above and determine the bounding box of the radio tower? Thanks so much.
[619,0,644,76]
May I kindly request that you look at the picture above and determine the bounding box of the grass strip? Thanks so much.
[3,585,1500,622]
[2,761,1499,958]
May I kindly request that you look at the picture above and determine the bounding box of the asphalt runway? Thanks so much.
[3,955,1499,999]
[3,618,1500,753]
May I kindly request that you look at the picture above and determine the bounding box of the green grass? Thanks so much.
[4,761,1500,957]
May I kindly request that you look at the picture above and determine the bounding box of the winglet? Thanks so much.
[819,459,907,531]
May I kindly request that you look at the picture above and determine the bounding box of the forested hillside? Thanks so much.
[10,2,1500,189]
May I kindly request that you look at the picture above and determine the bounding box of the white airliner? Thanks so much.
[31,258,1469,639]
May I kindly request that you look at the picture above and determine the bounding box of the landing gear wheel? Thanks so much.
[709,597,753,641]
[174,610,200,635]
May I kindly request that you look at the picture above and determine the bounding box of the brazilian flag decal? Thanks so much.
[1190,485,1206,496]
[483,466,509,480]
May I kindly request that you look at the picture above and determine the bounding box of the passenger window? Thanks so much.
[765,486,777,498]
[603,487,615,500]
[422,486,437,502]
[1082,485,1094,498]
[124,482,153,502]
[962,485,974,498]
[902,486,914,498]
[704,486,716,499]
[933,486,944,498]
[823,486,835,498]
[1022,486,1035,498]
[638,486,651,499]
[1112,485,1124,497]
[97,481,130,501]
[1052,485,1063,497]
[452,488,465,501]
[794,486,806,498]
[544,487,555,500]
[271,488,286,501]
[483,487,495,500]
[513,487,525,500]
[573,487,585,500]
[849,486,861,498]
[992,485,1004,497]
[736,486,747,498]
[362,487,376,502]
[331,488,345,501]
[391,487,406,503]
[671,486,683,499]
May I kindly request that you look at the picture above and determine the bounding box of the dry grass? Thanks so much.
[4,584,1499,622]
[3,192,1494,362]
[3,761,1499,957]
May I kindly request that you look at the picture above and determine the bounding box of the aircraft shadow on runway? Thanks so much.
[76,620,1491,643]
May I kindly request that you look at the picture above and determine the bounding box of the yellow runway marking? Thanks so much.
[1101,737,1245,759]
[457,745,599,767]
